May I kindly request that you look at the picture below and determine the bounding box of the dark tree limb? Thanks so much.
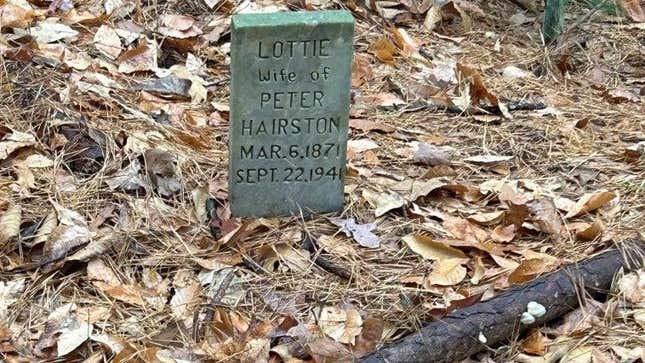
[362,241,644,363]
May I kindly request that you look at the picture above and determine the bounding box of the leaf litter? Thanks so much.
[0,0,643,361]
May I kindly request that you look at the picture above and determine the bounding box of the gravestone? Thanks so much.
[229,10,354,217]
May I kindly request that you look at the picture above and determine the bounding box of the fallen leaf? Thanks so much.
[443,217,489,246]
[491,224,516,243]
[464,154,514,165]
[562,345,592,363]
[105,159,146,191]
[502,65,530,79]
[508,258,555,284]
[363,189,406,217]
[351,317,384,357]
[305,336,352,362]
[347,138,379,154]
[529,199,563,235]
[0,279,25,318]
[611,346,644,362]
[402,234,466,260]
[618,0,645,22]
[43,203,91,262]
[0,130,36,160]
[170,280,201,328]
[137,75,192,98]
[144,149,181,196]
[318,306,363,344]
[369,37,398,65]
[0,206,21,245]
[457,63,498,106]
[521,329,548,356]
[118,38,158,73]
[162,14,195,31]
[239,338,270,363]
[17,21,78,43]
[0,3,35,29]
[330,217,379,248]
[94,25,121,59]
[565,190,617,218]
[567,220,603,241]
[57,318,93,357]
[414,142,451,166]
[409,177,450,200]
[424,5,443,31]
[349,119,394,133]
[428,258,467,286]
[468,211,506,225]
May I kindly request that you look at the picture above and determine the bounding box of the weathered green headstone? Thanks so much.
[229,11,354,217]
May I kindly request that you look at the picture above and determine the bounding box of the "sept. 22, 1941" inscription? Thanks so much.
[229,11,354,217]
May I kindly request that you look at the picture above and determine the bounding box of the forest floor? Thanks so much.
[1,0,644,362]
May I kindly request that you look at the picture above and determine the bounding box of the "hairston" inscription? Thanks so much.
[241,116,340,136]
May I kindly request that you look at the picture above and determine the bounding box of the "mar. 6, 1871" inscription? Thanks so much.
[229,11,354,217]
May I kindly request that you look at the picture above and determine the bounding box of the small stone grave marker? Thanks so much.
[229,11,354,217]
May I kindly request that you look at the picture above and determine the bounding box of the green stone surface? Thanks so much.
[229,10,354,217]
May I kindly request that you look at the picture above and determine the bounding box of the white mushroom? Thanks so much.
[520,312,536,325]
[478,331,487,344]
[527,301,547,318]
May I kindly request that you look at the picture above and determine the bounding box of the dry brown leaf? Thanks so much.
[491,224,516,243]
[0,206,21,245]
[102,284,146,307]
[402,234,466,260]
[567,220,604,241]
[144,149,181,196]
[409,177,450,201]
[351,317,384,358]
[318,306,363,345]
[611,346,644,362]
[349,119,394,133]
[369,37,397,65]
[530,199,563,235]
[428,258,467,286]
[390,27,419,57]
[363,189,406,217]
[171,279,201,328]
[94,25,121,59]
[44,224,91,262]
[457,63,498,106]
[87,258,120,286]
[32,211,57,245]
[424,5,443,31]
[565,190,617,218]
[470,256,485,285]
[491,254,520,270]
[239,338,270,363]
[508,258,555,284]
[467,211,506,226]
[443,217,489,246]
[0,130,36,160]
[57,317,92,357]
[618,0,645,21]
[521,329,548,356]
[414,143,451,166]
[0,3,35,29]
[305,336,352,362]
[562,345,593,363]
[118,38,158,73]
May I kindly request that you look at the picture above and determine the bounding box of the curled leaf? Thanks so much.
[402,234,466,260]
[428,258,467,286]
[0,206,21,245]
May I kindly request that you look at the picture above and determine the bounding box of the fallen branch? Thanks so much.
[361,241,644,363]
